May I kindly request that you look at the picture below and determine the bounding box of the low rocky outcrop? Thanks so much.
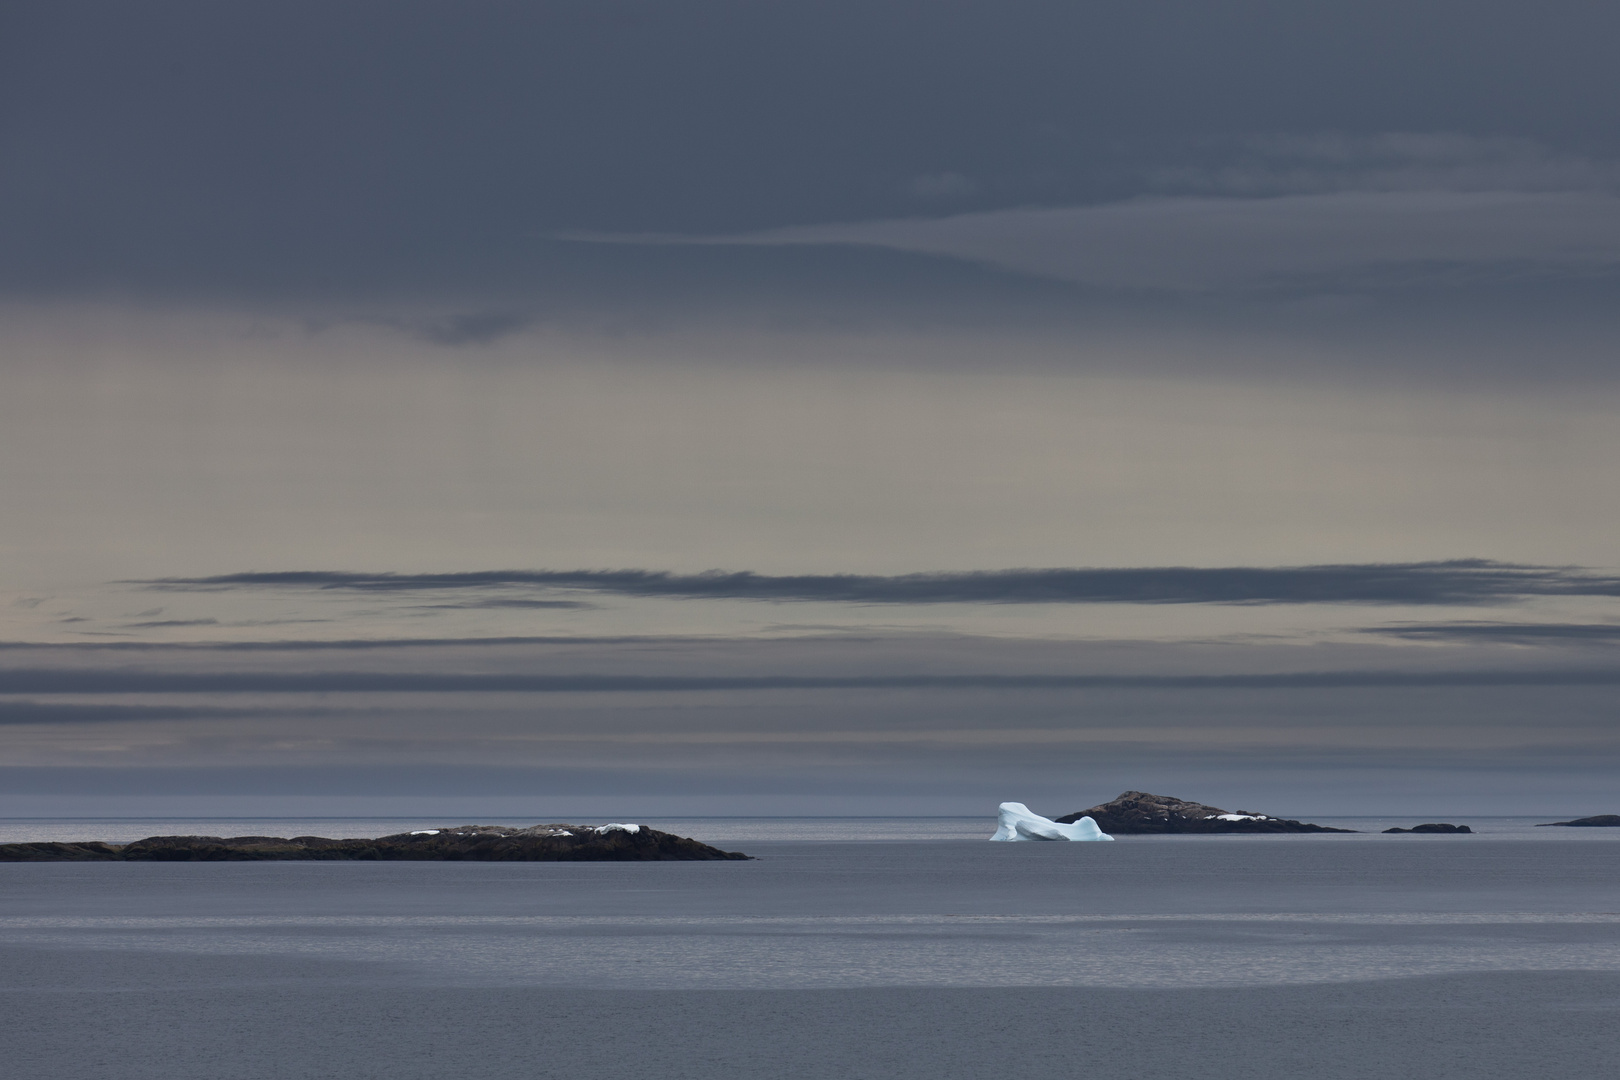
[1536,815,1620,828]
[1054,791,1354,834]
[0,841,126,860]
[0,823,750,862]
[1383,823,1472,834]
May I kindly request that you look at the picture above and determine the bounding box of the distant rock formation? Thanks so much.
[989,802,1113,841]
[1536,815,1620,828]
[1383,823,1472,834]
[0,824,750,862]
[1054,791,1355,834]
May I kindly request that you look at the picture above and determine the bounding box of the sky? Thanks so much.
[3,1,1619,819]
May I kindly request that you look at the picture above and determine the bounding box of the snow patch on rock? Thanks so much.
[595,823,641,835]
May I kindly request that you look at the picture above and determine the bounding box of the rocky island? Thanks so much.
[0,823,751,862]
[1383,823,1472,834]
[1536,815,1620,827]
[1054,791,1354,834]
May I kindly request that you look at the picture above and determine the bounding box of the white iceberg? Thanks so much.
[989,802,1114,842]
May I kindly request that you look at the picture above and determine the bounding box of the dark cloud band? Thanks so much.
[6,667,1620,694]
[0,637,667,652]
[140,560,1620,606]
[0,701,246,725]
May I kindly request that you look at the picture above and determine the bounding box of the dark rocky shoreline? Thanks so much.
[0,823,751,862]
[1055,791,1355,834]
[1536,815,1620,827]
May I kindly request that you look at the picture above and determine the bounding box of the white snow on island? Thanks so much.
[595,823,641,835]
[989,802,1114,842]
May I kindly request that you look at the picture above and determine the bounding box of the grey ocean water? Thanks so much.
[3,818,1619,1079]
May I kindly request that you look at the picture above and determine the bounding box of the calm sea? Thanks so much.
[3,817,1618,1078]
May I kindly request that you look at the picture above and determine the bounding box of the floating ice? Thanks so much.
[595,823,641,835]
[989,802,1114,842]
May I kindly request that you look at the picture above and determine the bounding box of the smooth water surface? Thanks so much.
[4,826,1618,1078]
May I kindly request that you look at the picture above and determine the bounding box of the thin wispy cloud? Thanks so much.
[1146,133,1620,198]
[621,189,1620,296]
[140,561,1620,606]
[395,310,535,347]
[1366,622,1620,644]
[412,599,594,611]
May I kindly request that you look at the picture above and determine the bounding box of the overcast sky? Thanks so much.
[3,2,1619,818]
